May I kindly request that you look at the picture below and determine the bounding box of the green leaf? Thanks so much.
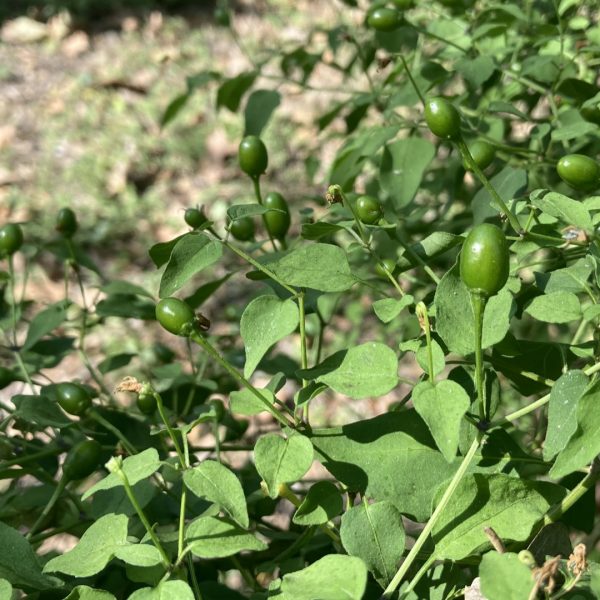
[241,295,299,377]
[329,125,400,188]
[216,71,256,112]
[227,204,269,221]
[415,339,445,378]
[229,387,275,416]
[472,167,527,223]
[95,295,155,320]
[128,581,195,600]
[149,234,185,268]
[479,552,535,600]
[281,555,367,600]
[435,264,516,355]
[297,342,398,400]
[487,101,530,120]
[524,291,581,323]
[395,232,462,272]
[161,92,191,128]
[456,55,496,88]
[44,514,129,577]
[550,381,600,478]
[12,394,71,428]
[373,295,414,323]
[294,380,328,407]
[551,121,598,141]
[301,221,345,240]
[98,352,136,374]
[531,191,593,231]
[82,449,160,501]
[412,380,470,462]
[544,370,589,461]
[113,545,162,567]
[535,257,594,294]
[432,474,565,560]
[293,481,343,526]
[265,243,355,292]
[185,516,266,558]
[244,89,281,136]
[159,233,222,298]
[379,138,436,208]
[0,580,11,599]
[0,521,54,590]
[101,281,153,298]
[23,301,70,351]
[254,432,314,498]
[64,586,116,600]
[183,461,248,528]
[340,501,405,587]
[311,411,457,521]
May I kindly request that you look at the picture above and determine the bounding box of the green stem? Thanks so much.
[456,137,522,234]
[382,436,481,598]
[298,291,308,388]
[471,292,487,421]
[399,55,425,107]
[221,238,297,295]
[189,331,295,429]
[153,392,187,468]
[114,462,171,567]
[252,176,278,252]
[26,477,68,539]
[417,302,435,381]
[187,554,203,600]
[178,487,187,559]
[213,417,221,463]
[491,361,600,427]
[544,462,600,525]
[399,554,437,599]
[89,410,138,456]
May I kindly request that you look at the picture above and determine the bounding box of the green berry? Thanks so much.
[424,96,461,140]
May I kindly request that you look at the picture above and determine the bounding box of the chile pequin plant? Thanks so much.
[2,1,600,599]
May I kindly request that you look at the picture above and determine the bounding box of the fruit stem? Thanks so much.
[471,292,488,421]
[252,176,278,252]
[152,392,187,468]
[416,302,435,381]
[399,55,425,108]
[456,137,522,234]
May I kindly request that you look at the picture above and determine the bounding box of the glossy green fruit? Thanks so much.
[137,390,157,415]
[367,7,402,31]
[460,223,509,298]
[56,382,92,416]
[465,141,495,171]
[184,207,207,229]
[230,217,255,241]
[55,208,78,237]
[0,223,24,257]
[155,298,195,336]
[63,440,102,481]
[239,136,268,178]
[556,154,600,191]
[263,192,291,240]
[424,97,461,140]
[356,195,383,224]
[375,258,397,279]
